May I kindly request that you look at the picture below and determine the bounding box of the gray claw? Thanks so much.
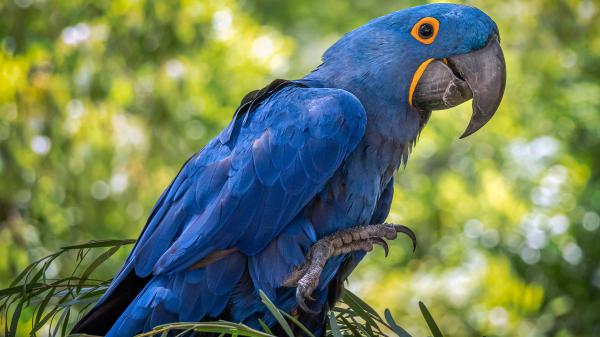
[288,223,418,314]
[296,288,317,314]
[393,224,417,252]
[370,237,389,257]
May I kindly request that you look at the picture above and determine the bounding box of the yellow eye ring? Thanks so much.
[411,17,440,45]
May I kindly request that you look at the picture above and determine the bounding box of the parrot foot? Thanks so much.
[283,223,416,313]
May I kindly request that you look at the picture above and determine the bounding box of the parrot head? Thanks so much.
[306,3,506,139]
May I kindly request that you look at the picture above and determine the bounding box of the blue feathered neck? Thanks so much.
[299,10,430,147]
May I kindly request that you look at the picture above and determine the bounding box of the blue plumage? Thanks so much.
[71,4,503,336]
[102,86,366,336]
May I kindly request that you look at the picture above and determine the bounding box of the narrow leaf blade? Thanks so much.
[77,245,120,292]
[8,301,23,337]
[258,290,294,337]
[61,239,136,250]
[418,302,444,337]
[384,309,412,337]
[328,311,343,337]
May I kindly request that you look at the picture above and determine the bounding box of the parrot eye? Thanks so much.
[418,24,434,39]
[411,17,440,45]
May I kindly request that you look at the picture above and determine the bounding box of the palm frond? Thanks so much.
[0,240,445,337]
[0,240,134,337]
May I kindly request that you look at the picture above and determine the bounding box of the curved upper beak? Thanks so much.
[412,35,506,138]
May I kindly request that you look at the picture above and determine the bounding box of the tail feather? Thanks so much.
[71,271,151,335]
[81,253,247,337]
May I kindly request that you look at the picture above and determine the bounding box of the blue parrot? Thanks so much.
[72,4,505,336]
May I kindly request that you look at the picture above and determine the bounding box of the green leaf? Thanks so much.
[8,300,23,337]
[60,239,136,250]
[328,311,343,337]
[343,290,380,318]
[347,315,372,337]
[137,321,274,337]
[384,309,412,337]
[342,291,380,331]
[51,308,69,337]
[40,255,61,284]
[174,327,195,337]
[9,263,36,287]
[34,287,56,327]
[32,307,59,334]
[25,268,45,294]
[418,301,444,337]
[338,315,363,337]
[280,310,315,337]
[77,245,120,292]
[60,308,71,337]
[258,290,294,337]
[0,283,44,297]
[258,319,272,334]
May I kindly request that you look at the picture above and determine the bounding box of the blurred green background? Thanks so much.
[1,0,599,336]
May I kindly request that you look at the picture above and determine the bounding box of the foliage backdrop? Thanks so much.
[1,0,599,336]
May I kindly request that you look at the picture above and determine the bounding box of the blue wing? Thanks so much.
[100,84,366,335]
[141,86,366,275]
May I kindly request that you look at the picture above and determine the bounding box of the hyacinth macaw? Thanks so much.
[72,4,505,336]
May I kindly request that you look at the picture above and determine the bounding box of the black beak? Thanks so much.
[413,35,506,138]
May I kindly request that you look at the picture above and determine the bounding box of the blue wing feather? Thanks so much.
[103,85,366,335]
[151,87,365,273]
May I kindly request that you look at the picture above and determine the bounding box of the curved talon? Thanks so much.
[296,289,310,313]
[393,224,417,252]
[296,288,318,314]
[288,222,418,312]
[302,289,316,301]
[370,237,389,257]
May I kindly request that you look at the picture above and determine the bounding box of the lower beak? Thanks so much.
[412,35,506,138]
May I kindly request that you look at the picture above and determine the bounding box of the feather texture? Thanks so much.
[89,82,367,337]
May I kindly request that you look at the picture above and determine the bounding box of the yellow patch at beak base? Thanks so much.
[409,58,435,106]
